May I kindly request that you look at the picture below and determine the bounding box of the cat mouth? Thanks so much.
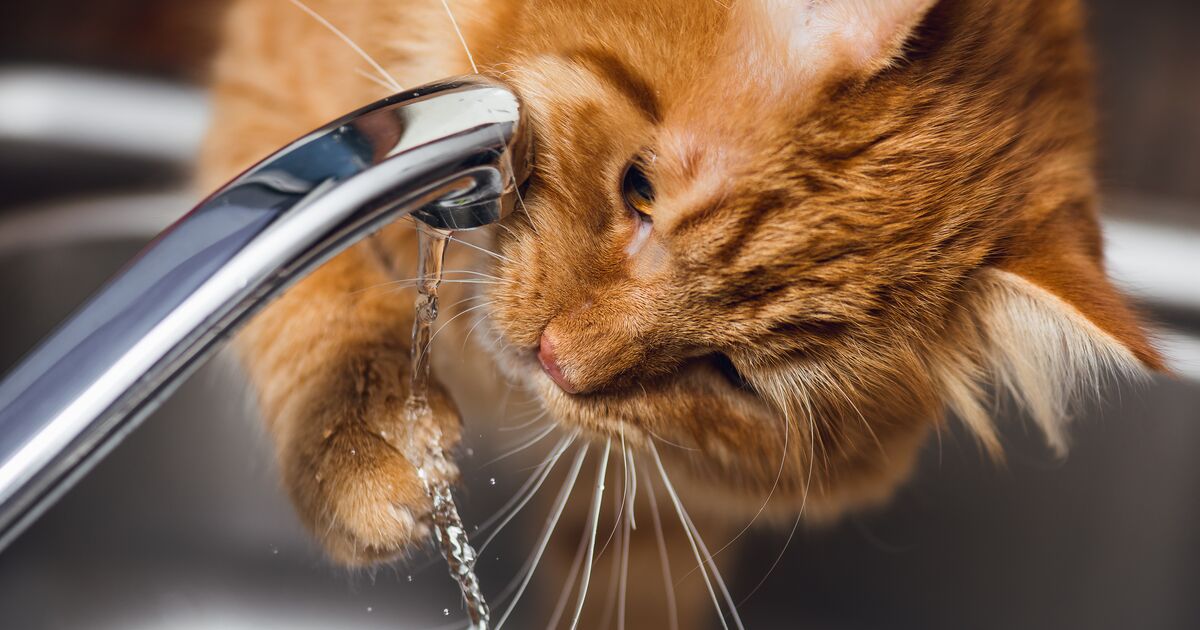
[478,312,770,442]
[496,342,766,434]
[513,346,754,397]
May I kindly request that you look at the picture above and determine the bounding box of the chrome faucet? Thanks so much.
[0,76,531,550]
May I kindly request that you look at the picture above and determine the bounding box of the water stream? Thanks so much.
[402,224,491,629]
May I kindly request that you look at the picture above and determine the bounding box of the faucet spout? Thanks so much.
[0,75,531,550]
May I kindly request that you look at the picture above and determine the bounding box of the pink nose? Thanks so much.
[537,331,579,394]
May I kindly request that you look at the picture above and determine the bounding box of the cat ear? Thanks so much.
[744,0,939,78]
[947,249,1164,457]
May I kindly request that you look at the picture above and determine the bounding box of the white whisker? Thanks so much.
[353,67,397,91]
[687,408,789,575]
[623,427,637,529]
[483,422,557,467]
[499,408,550,432]
[505,413,549,432]
[427,301,494,350]
[448,235,516,264]
[644,469,679,630]
[501,150,542,240]
[287,0,401,91]
[801,407,816,515]
[644,427,700,452]
[546,522,589,630]
[596,501,623,630]
[495,219,521,241]
[352,278,501,295]
[595,429,631,558]
[444,268,507,282]
[569,439,612,630]
[494,445,588,630]
[520,197,545,239]
[475,436,572,553]
[461,308,496,353]
[678,500,745,630]
[442,294,491,311]
[365,269,507,283]
[437,0,478,73]
[649,442,744,630]
[738,511,802,606]
[617,484,633,630]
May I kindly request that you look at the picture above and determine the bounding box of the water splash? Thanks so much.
[402,224,491,629]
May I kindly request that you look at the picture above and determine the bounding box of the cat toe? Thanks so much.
[286,423,450,566]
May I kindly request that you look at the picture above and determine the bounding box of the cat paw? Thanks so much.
[281,393,462,566]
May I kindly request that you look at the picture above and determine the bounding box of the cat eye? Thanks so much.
[620,158,655,221]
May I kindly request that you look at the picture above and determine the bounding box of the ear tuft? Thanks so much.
[747,0,938,78]
[944,269,1151,457]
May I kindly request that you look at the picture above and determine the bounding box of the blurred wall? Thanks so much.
[0,0,229,81]
[1089,0,1200,204]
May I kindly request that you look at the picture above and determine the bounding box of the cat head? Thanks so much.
[479,0,1162,515]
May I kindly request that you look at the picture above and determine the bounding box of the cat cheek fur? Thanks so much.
[488,0,1164,513]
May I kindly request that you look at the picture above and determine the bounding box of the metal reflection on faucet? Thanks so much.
[0,75,532,550]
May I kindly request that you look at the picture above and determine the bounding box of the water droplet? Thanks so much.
[321,427,333,440]
[366,606,373,613]
[465,448,475,457]
[350,448,357,456]
[443,608,450,616]
[314,472,323,482]
[379,430,390,439]
[407,575,413,582]
[488,477,496,486]
[270,545,279,555]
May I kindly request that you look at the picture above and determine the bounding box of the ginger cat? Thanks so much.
[200,0,1161,626]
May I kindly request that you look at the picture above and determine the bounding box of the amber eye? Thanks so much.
[620,158,655,221]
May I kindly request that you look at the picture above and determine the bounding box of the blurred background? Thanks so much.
[0,1,1197,628]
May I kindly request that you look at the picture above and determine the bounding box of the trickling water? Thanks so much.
[402,224,491,629]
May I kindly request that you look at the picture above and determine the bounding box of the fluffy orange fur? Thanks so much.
[201,0,1161,626]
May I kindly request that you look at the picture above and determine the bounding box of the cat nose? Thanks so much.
[537,331,579,394]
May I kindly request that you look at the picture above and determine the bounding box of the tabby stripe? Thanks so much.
[564,47,661,123]
[713,190,787,261]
